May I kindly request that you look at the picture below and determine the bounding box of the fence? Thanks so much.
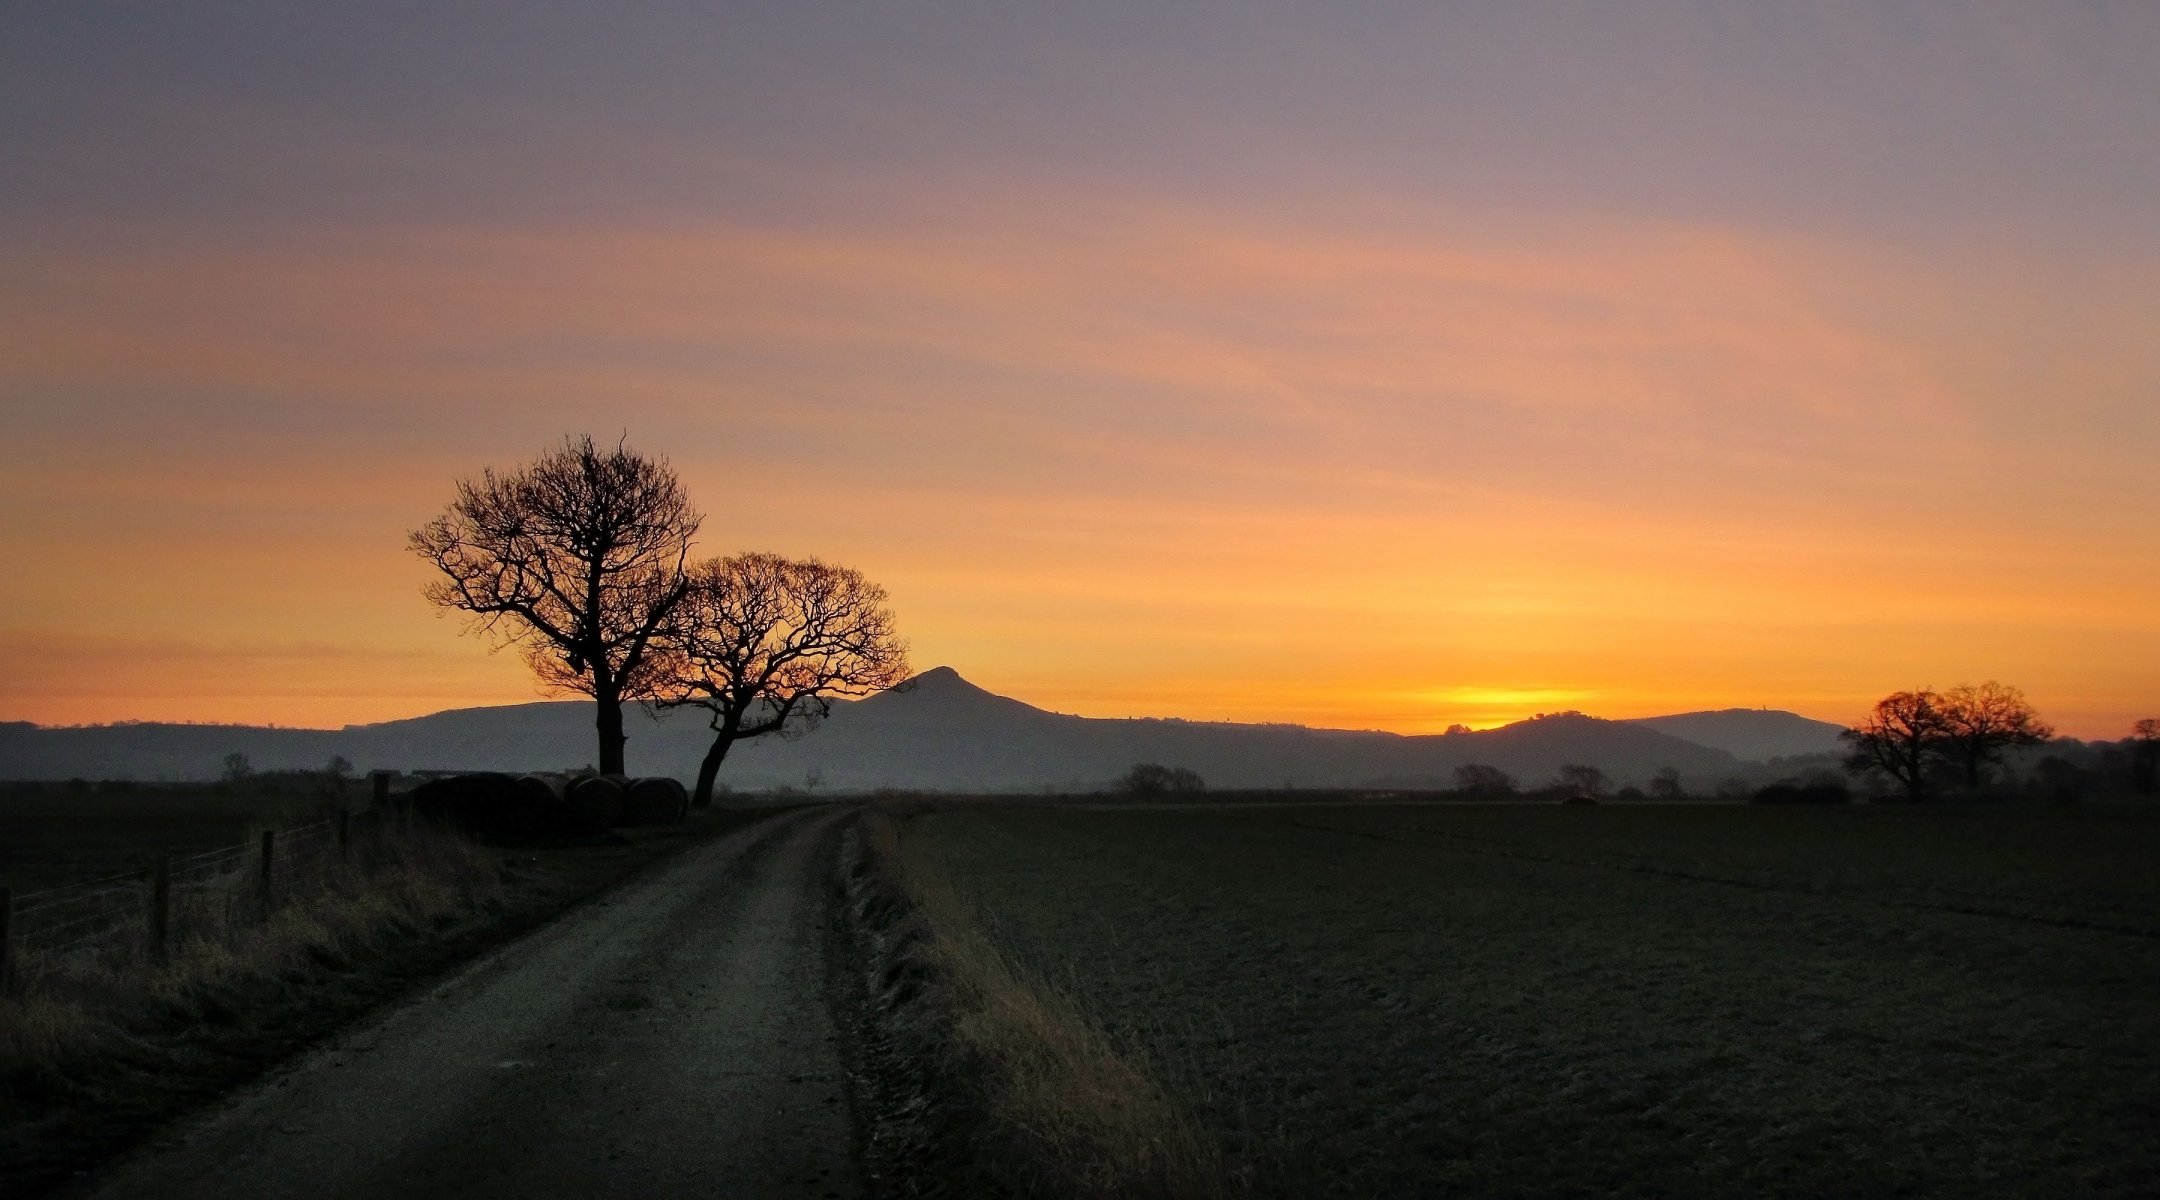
[1,808,371,993]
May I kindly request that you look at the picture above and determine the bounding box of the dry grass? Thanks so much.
[2,814,501,1172]
[863,809,1228,1198]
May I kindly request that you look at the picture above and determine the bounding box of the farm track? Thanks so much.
[72,805,861,1200]
[1262,812,2160,939]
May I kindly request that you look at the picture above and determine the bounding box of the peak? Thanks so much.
[901,666,981,693]
[867,666,998,703]
[855,666,1053,720]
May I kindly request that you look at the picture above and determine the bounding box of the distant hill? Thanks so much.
[0,667,1816,791]
[1628,708,1848,762]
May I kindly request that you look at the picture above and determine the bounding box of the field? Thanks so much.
[894,801,2160,1197]
[0,779,362,896]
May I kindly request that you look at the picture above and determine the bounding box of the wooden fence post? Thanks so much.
[337,809,352,863]
[257,830,276,919]
[0,887,14,997]
[147,857,171,966]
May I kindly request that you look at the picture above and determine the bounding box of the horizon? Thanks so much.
[0,663,1892,741]
[3,5,2155,740]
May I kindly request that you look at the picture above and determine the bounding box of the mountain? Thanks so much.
[1,667,1760,792]
[1627,708,1848,762]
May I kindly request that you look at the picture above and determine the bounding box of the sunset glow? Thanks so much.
[2,5,2155,737]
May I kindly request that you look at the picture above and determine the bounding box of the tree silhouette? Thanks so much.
[655,553,908,807]
[1558,764,1610,799]
[1936,681,2053,788]
[409,435,700,776]
[1841,689,1952,801]
[2131,718,2160,796]
[1453,764,1516,797]
[1648,766,1686,800]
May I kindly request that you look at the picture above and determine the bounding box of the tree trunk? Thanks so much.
[1902,741,1928,802]
[595,689,627,777]
[692,732,736,808]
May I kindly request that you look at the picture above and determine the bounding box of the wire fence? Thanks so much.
[1,809,383,985]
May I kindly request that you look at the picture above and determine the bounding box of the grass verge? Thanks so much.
[839,806,1225,1198]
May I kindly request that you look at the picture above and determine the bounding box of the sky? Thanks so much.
[2,2,2155,737]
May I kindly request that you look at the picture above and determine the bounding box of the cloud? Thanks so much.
[1,196,2155,735]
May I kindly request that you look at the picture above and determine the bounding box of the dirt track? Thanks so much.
[76,806,861,1200]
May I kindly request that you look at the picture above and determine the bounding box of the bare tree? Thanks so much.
[1648,766,1686,800]
[1936,681,2053,789]
[1558,764,1610,799]
[655,553,909,807]
[1841,689,1951,801]
[409,435,700,776]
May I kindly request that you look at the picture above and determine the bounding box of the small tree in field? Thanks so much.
[410,436,700,777]
[1936,681,2052,789]
[655,553,909,807]
[1648,766,1686,800]
[1842,689,1951,801]
[1558,764,1610,800]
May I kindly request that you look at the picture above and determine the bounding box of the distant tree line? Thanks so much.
[1841,683,2156,802]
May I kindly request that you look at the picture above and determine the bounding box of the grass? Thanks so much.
[1,778,751,1198]
[860,809,1228,1197]
[889,800,2160,1197]
[2,807,502,1187]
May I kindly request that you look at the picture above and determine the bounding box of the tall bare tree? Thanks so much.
[1841,689,1951,801]
[656,553,909,807]
[410,435,700,776]
[1936,681,2053,789]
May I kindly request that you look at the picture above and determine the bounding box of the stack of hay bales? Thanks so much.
[619,777,690,826]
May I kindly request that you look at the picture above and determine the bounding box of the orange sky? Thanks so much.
[2,6,2155,739]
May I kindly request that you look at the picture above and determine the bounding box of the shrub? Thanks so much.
[1119,764,1205,795]
[2033,756,2094,804]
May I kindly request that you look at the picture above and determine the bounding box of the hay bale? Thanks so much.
[621,777,689,826]
[563,774,625,834]
[513,774,568,834]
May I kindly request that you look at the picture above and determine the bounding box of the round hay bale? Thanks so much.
[513,774,566,834]
[562,774,625,834]
[621,777,689,826]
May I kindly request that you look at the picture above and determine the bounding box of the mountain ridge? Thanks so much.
[0,668,1842,789]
